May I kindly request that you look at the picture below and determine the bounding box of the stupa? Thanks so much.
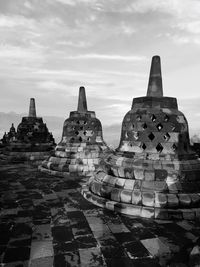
[2,98,55,162]
[82,56,200,220]
[39,86,109,177]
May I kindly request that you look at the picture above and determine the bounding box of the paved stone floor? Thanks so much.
[0,162,200,267]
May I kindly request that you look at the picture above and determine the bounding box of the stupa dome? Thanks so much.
[39,86,109,177]
[82,56,200,220]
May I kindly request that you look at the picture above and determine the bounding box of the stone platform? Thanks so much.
[0,162,200,267]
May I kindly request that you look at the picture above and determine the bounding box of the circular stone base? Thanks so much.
[39,166,93,178]
[81,184,200,221]
[3,151,52,163]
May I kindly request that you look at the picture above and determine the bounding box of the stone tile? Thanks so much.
[79,247,104,267]
[30,240,53,259]
[124,241,150,259]
[32,224,52,241]
[3,246,30,263]
[52,226,73,243]
[54,251,80,267]
[75,234,97,249]
[141,237,171,257]
[30,256,53,267]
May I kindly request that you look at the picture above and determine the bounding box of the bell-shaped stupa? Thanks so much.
[2,98,55,162]
[39,86,109,177]
[82,56,200,220]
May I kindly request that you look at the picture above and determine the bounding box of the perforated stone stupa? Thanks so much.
[39,86,109,177]
[2,98,55,162]
[82,55,200,220]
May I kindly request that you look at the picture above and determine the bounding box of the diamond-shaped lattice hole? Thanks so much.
[156,143,163,153]
[163,133,170,141]
[136,115,141,121]
[148,132,155,141]
[172,144,177,151]
[151,114,156,122]
[156,123,163,131]
[164,115,169,122]
[142,123,147,130]
[75,131,79,135]
[141,143,146,150]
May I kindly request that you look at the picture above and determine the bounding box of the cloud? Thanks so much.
[66,53,146,62]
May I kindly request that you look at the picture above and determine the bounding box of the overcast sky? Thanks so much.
[1,0,200,135]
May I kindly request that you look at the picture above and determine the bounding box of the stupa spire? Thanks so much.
[77,86,87,112]
[29,98,36,117]
[147,55,163,97]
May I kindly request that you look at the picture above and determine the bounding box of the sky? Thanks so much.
[1,0,200,138]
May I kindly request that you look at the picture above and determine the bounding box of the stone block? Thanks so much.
[167,194,179,207]
[114,203,142,217]
[144,170,155,181]
[190,194,200,206]
[134,169,144,180]
[181,209,195,220]
[124,179,135,190]
[120,189,132,203]
[178,194,191,207]
[141,207,154,218]
[134,180,142,190]
[192,208,200,219]
[124,168,134,179]
[155,169,168,180]
[111,188,121,202]
[154,207,169,219]
[155,193,167,208]
[142,192,155,207]
[100,185,113,198]
[118,167,125,177]
[167,209,182,220]
[115,178,126,188]
[132,190,142,205]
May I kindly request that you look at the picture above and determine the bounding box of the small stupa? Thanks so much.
[2,98,55,162]
[82,56,200,220]
[39,86,109,177]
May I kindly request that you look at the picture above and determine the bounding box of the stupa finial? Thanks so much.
[77,86,88,112]
[29,98,36,117]
[147,55,163,97]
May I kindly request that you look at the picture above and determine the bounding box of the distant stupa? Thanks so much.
[2,98,55,162]
[82,56,200,220]
[39,86,110,177]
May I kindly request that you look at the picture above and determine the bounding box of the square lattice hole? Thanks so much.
[163,133,170,141]
[148,132,155,141]
[172,144,177,151]
[156,143,163,153]
[156,123,163,131]
[142,123,147,130]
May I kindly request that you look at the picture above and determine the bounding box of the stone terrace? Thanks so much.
[0,163,200,267]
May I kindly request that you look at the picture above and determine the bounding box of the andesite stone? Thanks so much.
[39,86,109,177]
[82,55,200,220]
[1,98,55,162]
